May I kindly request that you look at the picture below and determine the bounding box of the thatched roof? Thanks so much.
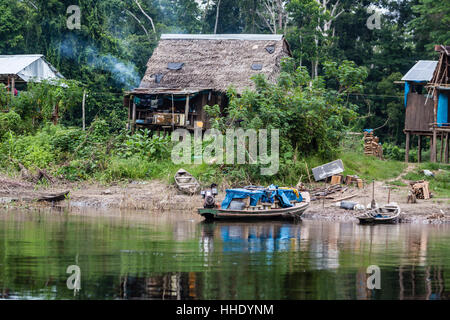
[136,34,291,94]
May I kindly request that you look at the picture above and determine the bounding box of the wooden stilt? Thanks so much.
[432,89,438,162]
[440,133,444,163]
[445,133,449,164]
[430,136,433,162]
[185,94,190,127]
[127,97,131,130]
[432,129,437,163]
[171,94,175,131]
[132,102,136,133]
[417,135,422,163]
[11,76,15,99]
[405,132,410,163]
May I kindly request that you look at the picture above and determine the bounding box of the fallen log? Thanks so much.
[36,191,70,202]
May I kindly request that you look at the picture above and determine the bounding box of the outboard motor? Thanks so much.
[201,184,218,208]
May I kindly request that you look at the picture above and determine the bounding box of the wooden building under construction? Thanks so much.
[403,45,449,163]
[124,34,291,132]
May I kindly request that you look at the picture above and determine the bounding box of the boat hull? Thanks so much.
[357,216,400,224]
[357,205,401,224]
[198,202,309,221]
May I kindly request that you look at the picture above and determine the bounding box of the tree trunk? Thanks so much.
[134,0,157,40]
[214,0,222,34]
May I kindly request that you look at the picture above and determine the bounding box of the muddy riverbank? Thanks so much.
[1,174,448,224]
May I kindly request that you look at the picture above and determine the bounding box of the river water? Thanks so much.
[1,209,450,300]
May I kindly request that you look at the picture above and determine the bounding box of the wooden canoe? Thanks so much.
[357,204,401,224]
[198,200,309,221]
[174,169,200,195]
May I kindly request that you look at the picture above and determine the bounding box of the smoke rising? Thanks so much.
[60,36,141,90]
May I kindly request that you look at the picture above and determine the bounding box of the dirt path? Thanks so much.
[390,163,416,183]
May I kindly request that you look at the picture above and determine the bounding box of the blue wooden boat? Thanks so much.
[197,185,310,221]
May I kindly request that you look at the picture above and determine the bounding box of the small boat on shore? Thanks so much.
[357,204,401,224]
[197,185,310,221]
[174,169,200,195]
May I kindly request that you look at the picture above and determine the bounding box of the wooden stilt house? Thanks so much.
[402,45,449,163]
[124,34,291,132]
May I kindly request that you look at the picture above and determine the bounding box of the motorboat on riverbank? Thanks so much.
[357,204,401,224]
[174,169,200,195]
[197,185,310,221]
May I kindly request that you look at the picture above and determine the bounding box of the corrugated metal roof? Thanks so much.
[0,54,64,82]
[402,60,438,82]
[161,34,284,41]
[0,55,43,75]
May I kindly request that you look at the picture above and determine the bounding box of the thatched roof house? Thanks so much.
[136,34,291,94]
[126,34,291,132]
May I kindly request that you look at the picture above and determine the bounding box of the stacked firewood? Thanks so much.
[364,131,383,159]
[409,180,431,200]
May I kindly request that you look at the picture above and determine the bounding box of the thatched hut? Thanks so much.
[124,34,291,132]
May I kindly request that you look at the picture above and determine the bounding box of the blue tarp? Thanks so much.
[404,82,410,107]
[221,188,266,209]
[221,185,302,210]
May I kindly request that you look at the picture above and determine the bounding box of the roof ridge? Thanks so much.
[160,34,284,41]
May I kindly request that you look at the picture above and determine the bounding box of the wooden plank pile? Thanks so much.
[364,131,383,159]
[409,180,431,200]
[310,184,346,201]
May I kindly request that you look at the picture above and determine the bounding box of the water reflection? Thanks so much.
[203,222,301,253]
[1,210,450,300]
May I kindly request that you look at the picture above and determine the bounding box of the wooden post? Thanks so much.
[387,187,391,204]
[432,90,438,162]
[445,133,449,164]
[82,90,86,131]
[6,76,10,106]
[132,102,137,133]
[405,132,410,163]
[171,94,175,131]
[371,180,376,209]
[432,128,437,163]
[201,92,208,124]
[127,96,131,130]
[52,103,59,125]
[185,94,190,127]
[440,133,444,163]
[11,76,15,99]
[417,135,422,163]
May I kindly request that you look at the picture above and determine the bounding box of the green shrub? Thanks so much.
[100,156,154,181]
[0,111,24,139]
[117,129,171,160]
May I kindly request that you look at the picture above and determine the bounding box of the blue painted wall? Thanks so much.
[437,92,448,127]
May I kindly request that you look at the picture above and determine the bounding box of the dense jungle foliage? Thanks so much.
[0,0,449,185]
